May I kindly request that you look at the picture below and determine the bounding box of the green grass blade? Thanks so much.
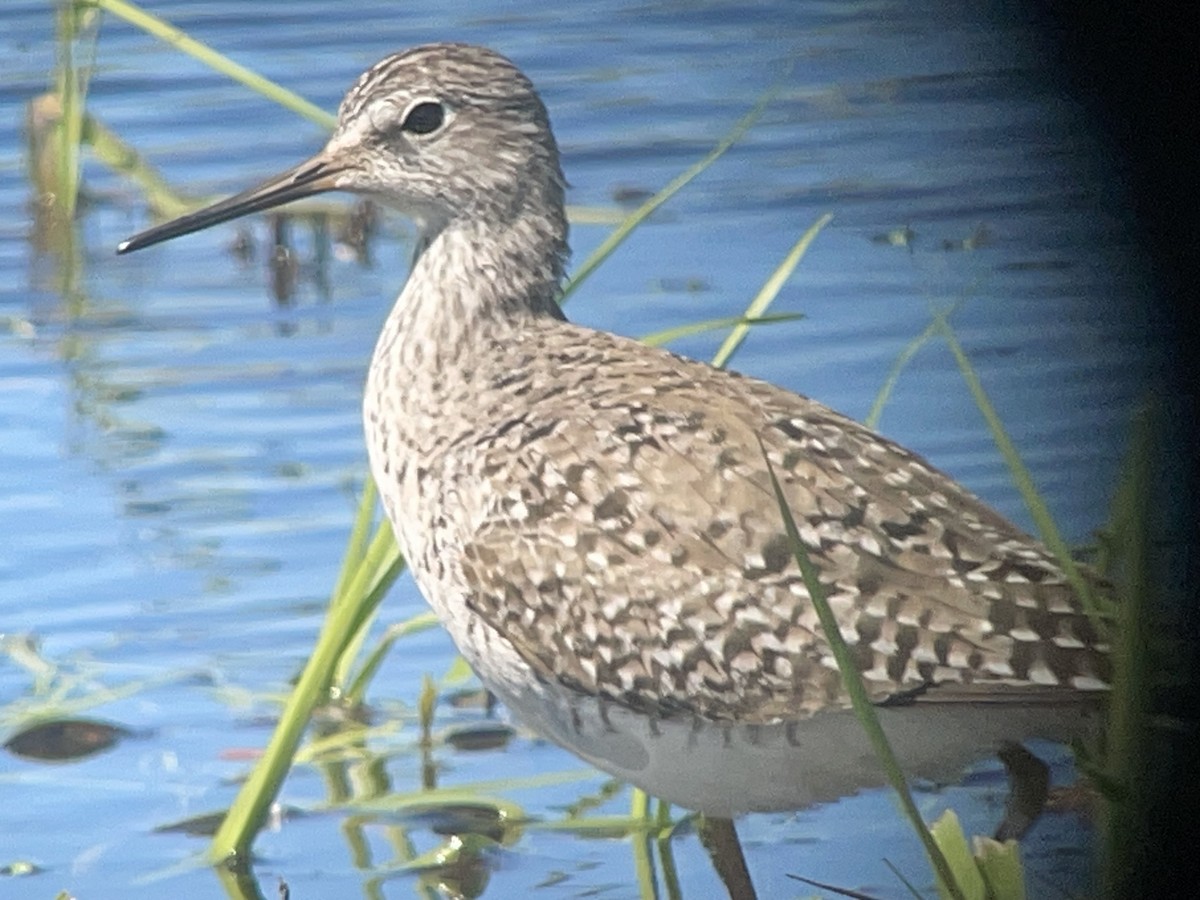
[864,300,962,430]
[331,477,380,604]
[54,2,88,221]
[932,312,1106,623]
[882,859,930,899]
[344,611,441,705]
[628,788,659,898]
[93,0,335,128]
[653,799,684,900]
[209,588,381,861]
[974,836,1026,900]
[209,491,404,861]
[711,213,832,369]
[330,481,404,692]
[632,830,659,899]
[1101,400,1156,897]
[928,811,987,900]
[639,312,804,349]
[80,112,195,219]
[52,0,101,236]
[339,519,406,636]
[760,443,966,900]
[560,70,790,305]
[330,523,408,696]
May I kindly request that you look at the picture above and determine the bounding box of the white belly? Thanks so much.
[439,598,1099,816]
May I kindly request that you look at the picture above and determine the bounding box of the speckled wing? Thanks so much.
[455,326,1109,726]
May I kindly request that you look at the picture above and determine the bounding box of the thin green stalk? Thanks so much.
[627,222,818,890]
[932,312,1105,623]
[331,480,404,694]
[335,516,407,640]
[865,300,962,430]
[332,477,381,603]
[711,213,832,369]
[210,585,372,862]
[629,788,659,898]
[654,801,684,900]
[881,860,926,899]
[209,488,403,862]
[928,812,989,900]
[761,444,965,900]
[710,222,823,374]
[89,0,334,128]
[640,312,803,349]
[1101,402,1156,896]
[632,833,659,897]
[344,611,440,705]
[55,2,85,221]
[81,111,194,218]
[56,1,104,222]
[560,70,790,305]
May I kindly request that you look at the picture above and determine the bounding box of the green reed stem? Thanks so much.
[712,213,832,369]
[932,311,1105,623]
[762,446,966,900]
[561,73,788,305]
[89,0,334,127]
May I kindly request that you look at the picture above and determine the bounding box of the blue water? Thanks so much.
[1,1,1162,897]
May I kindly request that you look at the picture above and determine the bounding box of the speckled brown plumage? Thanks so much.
[370,316,1109,727]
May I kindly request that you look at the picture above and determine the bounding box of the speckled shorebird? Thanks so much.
[120,42,1108,893]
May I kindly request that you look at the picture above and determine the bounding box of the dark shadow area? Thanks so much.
[1026,2,1199,894]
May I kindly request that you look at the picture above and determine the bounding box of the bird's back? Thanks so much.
[377,316,1110,730]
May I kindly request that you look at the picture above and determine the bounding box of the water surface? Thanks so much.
[0,1,1163,897]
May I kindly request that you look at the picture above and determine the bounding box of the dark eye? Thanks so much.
[401,101,445,135]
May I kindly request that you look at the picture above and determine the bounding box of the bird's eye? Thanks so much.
[401,101,445,135]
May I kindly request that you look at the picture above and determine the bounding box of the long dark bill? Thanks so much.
[117,153,347,255]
